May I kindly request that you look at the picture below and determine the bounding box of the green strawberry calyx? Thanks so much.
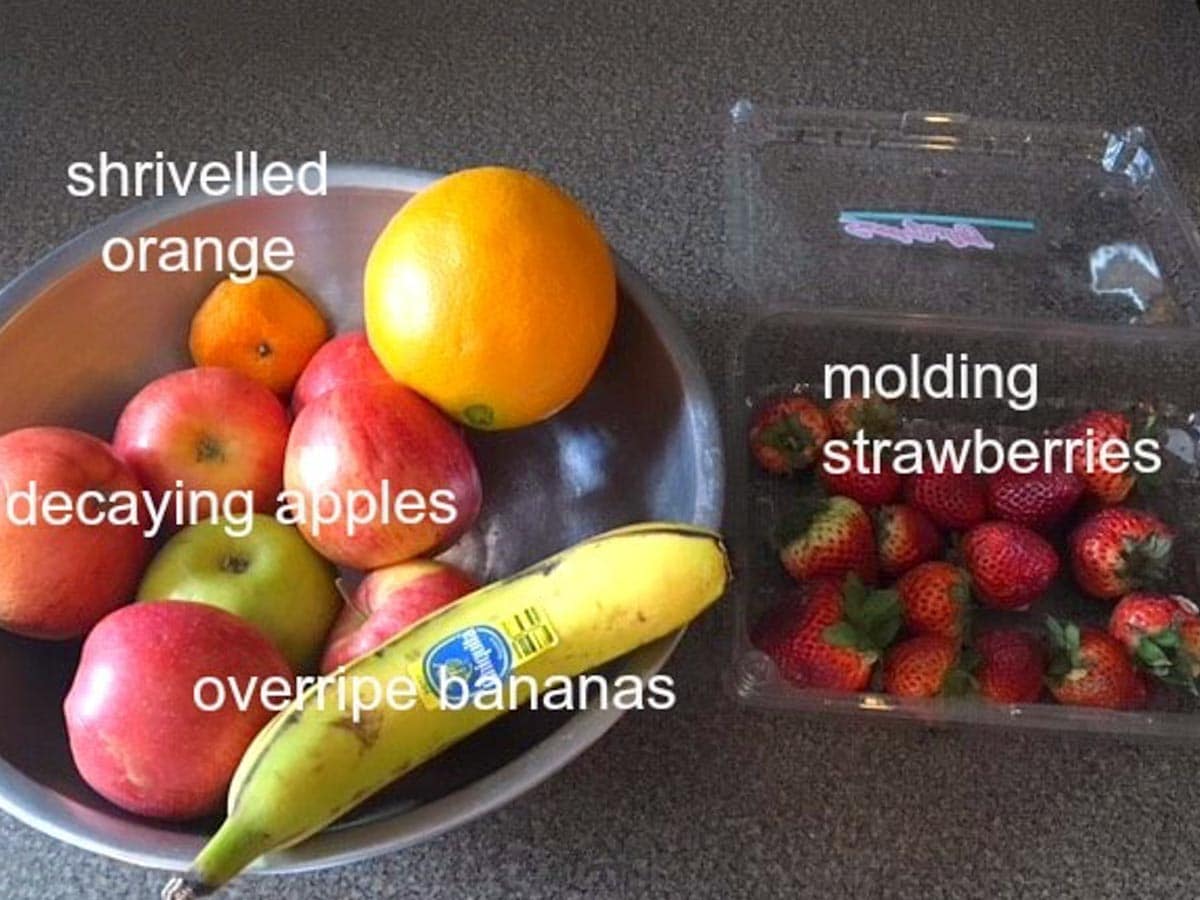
[757,416,815,469]
[1045,616,1088,683]
[1132,627,1199,696]
[1130,404,1162,493]
[850,398,899,440]
[941,646,981,698]
[1119,533,1173,591]
[822,574,900,658]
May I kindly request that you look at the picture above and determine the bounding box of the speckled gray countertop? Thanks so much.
[4,2,1200,898]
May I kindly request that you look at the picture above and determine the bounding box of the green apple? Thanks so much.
[137,515,340,672]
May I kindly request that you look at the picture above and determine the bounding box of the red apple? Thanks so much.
[64,601,292,820]
[0,427,151,639]
[320,559,477,672]
[113,367,289,517]
[292,332,392,416]
[284,380,482,569]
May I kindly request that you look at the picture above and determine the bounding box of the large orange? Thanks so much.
[363,167,617,430]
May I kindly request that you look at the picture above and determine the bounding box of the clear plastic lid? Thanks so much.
[725,101,1200,327]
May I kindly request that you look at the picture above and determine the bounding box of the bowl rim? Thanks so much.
[0,165,725,873]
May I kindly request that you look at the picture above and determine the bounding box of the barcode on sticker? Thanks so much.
[506,606,545,632]
[502,606,558,662]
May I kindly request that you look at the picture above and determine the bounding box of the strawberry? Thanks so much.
[752,575,900,691]
[1058,410,1135,504]
[819,455,902,507]
[778,496,878,584]
[1046,617,1141,709]
[1180,617,1200,673]
[962,521,1059,611]
[827,394,898,440]
[1108,592,1200,692]
[1069,506,1174,600]
[882,634,969,697]
[749,395,832,475]
[895,561,970,640]
[985,466,1084,533]
[903,470,987,531]
[874,504,942,579]
[1108,592,1195,651]
[972,629,1045,703]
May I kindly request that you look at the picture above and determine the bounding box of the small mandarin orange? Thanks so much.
[189,275,329,395]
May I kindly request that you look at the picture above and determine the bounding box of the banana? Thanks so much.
[162,522,729,897]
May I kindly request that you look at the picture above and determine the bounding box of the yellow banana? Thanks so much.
[162,522,729,897]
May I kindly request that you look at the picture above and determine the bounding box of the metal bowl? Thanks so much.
[0,167,723,872]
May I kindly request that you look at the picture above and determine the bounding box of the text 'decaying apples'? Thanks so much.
[1,481,460,538]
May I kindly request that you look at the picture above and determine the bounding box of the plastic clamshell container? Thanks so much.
[724,102,1200,739]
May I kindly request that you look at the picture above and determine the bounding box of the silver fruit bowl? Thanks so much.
[0,167,723,872]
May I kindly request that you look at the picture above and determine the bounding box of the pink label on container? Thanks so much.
[840,217,995,250]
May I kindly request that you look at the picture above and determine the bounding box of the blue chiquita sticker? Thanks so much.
[422,625,513,705]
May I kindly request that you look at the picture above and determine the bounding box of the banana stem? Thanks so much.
[160,874,211,899]
[162,813,266,898]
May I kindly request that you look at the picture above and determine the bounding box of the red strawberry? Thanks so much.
[874,504,942,579]
[985,466,1084,533]
[1069,507,1174,600]
[819,455,902,507]
[1108,592,1195,651]
[962,521,1059,611]
[752,575,900,691]
[903,470,987,531]
[1058,410,1135,504]
[827,394,897,440]
[895,561,970,640]
[749,396,832,475]
[1046,618,1141,709]
[1180,618,1200,680]
[1181,617,1200,658]
[778,496,878,584]
[1109,592,1200,692]
[882,634,967,697]
[972,629,1045,703]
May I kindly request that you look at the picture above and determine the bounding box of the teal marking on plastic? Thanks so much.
[839,211,1036,232]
